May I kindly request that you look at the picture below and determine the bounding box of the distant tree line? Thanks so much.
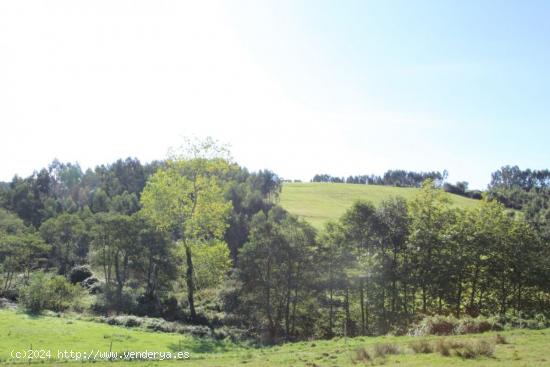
[490,165,550,191]
[487,166,550,248]
[312,170,447,187]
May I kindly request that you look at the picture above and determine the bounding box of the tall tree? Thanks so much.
[140,138,232,319]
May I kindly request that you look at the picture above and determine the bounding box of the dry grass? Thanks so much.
[435,338,495,359]
[353,347,371,363]
[410,339,434,354]
[495,333,508,344]
[373,343,400,358]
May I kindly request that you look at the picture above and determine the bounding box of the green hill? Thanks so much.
[1,310,549,366]
[280,182,480,229]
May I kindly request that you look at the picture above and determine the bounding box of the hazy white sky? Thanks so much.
[2,1,549,189]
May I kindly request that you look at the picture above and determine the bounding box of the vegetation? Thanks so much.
[311,170,447,187]
[19,272,90,313]
[0,139,549,365]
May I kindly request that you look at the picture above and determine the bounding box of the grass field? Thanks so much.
[280,183,480,229]
[1,310,549,366]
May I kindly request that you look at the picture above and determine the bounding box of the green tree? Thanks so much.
[140,138,232,319]
[40,213,86,274]
[89,212,138,311]
[238,207,317,342]
[0,209,49,293]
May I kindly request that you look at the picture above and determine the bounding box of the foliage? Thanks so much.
[68,265,93,284]
[19,272,90,313]
[0,209,49,294]
[141,138,233,319]
[181,240,232,291]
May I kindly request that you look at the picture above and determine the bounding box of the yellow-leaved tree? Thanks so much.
[140,137,232,319]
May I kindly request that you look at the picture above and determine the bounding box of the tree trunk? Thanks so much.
[345,287,351,336]
[455,272,463,318]
[359,281,365,335]
[185,243,197,320]
[469,264,480,310]
[284,257,292,341]
[328,286,334,337]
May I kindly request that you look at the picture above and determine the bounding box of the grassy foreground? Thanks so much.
[1,310,550,366]
[280,183,480,229]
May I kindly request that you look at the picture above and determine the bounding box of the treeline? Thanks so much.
[1,147,550,344]
[487,166,550,249]
[490,165,550,191]
[312,170,446,187]
[488,166,550,215]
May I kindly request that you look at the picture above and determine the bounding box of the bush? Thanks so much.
[81,277,101,293]
[435,338,494,359]
[455,317,499,334]
[454,339,494,359]
[494,333,508,344]
[410,339,433,354]
[373,343,400,358]
[68,265,93,284]
[353,347,371,362]
[435,339,452,356]
[410,315,502,336]
[410,315,456,336]
[20,272,90,313]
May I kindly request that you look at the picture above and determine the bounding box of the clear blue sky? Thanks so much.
[1,0,549,189]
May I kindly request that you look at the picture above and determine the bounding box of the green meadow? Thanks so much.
[1,310,549,366]
[280,182,480,229]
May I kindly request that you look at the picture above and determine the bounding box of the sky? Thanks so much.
[1,0,549,189]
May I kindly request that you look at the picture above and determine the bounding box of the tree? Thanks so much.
[140,138,232,319]
[238,207,317,342]
[407,179,452,313]
[40,213,86,274]
[0,209,49,293]
[132,214,178,315]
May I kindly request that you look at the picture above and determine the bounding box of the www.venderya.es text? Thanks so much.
[10,349,190,361]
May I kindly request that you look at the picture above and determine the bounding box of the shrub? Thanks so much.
[20,272,90,313]
[455,317,497,334]
[373,343,400,358]
[435,339,452,356]
[81,276,100,290]
[410,339,433,354]
[474,339,495,357]
[494,333,508,344]
[435,338,494,359]
[452,339,494,359]
[453,342,477,359]
[106,315,142,327]
[411,315,456,336]
[68,265,93,284]
[354,347,371,362]
[410,315,502,336]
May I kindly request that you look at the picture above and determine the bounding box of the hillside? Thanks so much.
[1,310,549,366]
[280,182,480,229]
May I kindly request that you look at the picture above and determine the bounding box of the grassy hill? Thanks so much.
[1,310,549,366]
[280,182,480,229]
